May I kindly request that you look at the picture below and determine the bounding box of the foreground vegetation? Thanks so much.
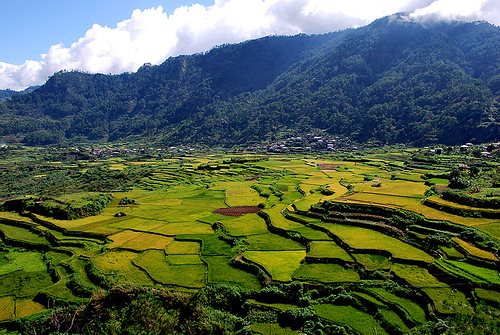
[0,144,500,334]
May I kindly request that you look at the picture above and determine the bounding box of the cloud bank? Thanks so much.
[1,0,499,90]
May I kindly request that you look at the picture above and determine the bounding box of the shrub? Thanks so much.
[278,307,315,329]
[460,228,485,243]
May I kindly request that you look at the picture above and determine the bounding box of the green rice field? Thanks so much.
[0,150,499,334]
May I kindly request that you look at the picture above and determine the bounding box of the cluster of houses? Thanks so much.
[248,134,353,153]
[39,145,197,159]
[89,146,195,156]
[427,142,500,158]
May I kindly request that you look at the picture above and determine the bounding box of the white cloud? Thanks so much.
[411,0,493,21]
[1,0,499,90]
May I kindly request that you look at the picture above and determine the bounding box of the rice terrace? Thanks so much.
[0,145,500,334]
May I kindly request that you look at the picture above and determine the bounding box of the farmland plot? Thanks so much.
[0,150,499,333]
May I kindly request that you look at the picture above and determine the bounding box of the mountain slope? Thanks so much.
[1,14,499,146]
[0,86,39,101]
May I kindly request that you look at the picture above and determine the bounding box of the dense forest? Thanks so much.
[1,14,499,147]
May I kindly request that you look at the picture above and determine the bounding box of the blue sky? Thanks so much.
[0,0,212,65]
[1,0,499,90]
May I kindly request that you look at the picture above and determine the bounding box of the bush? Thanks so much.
[460,228,484,243]
[257,281,304,304]
[442,188,500,209]
[278,307,315,329]
[193,284,246,315]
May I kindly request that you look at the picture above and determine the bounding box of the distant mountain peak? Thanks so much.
[388,12,414,23]
[1,18,499,147]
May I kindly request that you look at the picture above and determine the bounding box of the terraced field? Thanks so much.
[0,151,499,334]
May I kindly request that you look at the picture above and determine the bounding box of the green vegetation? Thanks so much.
[293,263,360,283]
[313,304,388,335]
[352,253,392,271]
[244,250,306,282]
[366,287,428,325]
[134,250,206,288]
[1,18,500,148]
[306,240,353,262]
[0,147,499,334]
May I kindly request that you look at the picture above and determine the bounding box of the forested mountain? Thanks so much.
[1,14,499,146]
[0,86,39,101]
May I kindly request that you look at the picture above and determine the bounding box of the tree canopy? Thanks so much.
[1,15,499,147]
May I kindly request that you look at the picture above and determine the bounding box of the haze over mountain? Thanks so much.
[0,86,39,102]
[1,14,499,147]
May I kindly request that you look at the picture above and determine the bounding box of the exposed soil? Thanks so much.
[213,206,261,217]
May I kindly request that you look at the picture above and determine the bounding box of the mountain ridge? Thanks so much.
[1,15,499,146]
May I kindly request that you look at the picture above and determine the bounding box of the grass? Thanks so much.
[426,178,449,185]
[314,222,434,263]
[342,192,499,227]
[175,234,233,256]
[203,256,262,291]
[120,232,174,251]
[435,259,486,284]
[0,296,15,322]
[91,250,154,286]
[0,272,18,296]
[367,287,428,324]
[0,223,49,246]
[15,298,46,318]
[217,213,269,236]
[44,228,104,245]
[289,226,331,240]
[354,179,427,198]
[452,238,499,262]
[264,206,304,231]
[475,288,500,303]
[425,196,500,214]
[353,291,386,307]
[352,253,392,271]
[107,218,164,231]
[292,193,324,212]
[166,240,201,254]
[0,251,47,275]
[60,256,99,294]
[1,152,498,325]
[391,263,446,287]
[4,269,54,298]
[40,266,83,301]
[292,263,360,283]
[247,299,297,312]
[391,263,472,315]
[477,222,500,241]
[378,308,411,333]
[306,241,353,261]
[225,186,263,207]
[134,250,206,288]
[45,250,72,266]
[243,250,306,282]
[108,230,144,248]
[245,233,306,251]
[251,323,300,335]
[421,287,472,315]
[345,191,423,208]
[440,246,465,259]
[439,259,500,285]
[167,254,203,265]
[313,304,388,335]
[148,221,214,236]
[391,173,425,182]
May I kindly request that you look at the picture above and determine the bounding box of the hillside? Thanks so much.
[0,86,39,102]
[1,14,499,146]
